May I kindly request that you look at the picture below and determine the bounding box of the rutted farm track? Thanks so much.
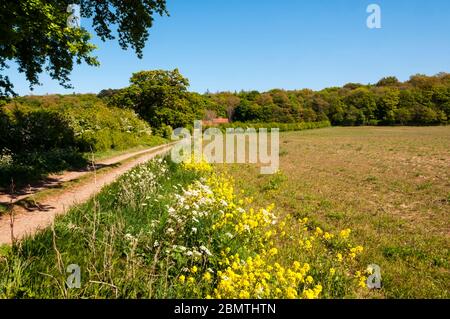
[0,143,174,245]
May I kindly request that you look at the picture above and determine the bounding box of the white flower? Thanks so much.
[200,245,212,256]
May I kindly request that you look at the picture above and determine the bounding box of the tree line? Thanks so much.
[101,70,450,129]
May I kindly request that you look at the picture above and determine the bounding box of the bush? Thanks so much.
[0,94,165,186]
[212,121,331,133]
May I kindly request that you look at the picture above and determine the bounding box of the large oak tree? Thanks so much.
[0,0,168,97]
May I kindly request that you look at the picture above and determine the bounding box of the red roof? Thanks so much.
[202,118,230,126]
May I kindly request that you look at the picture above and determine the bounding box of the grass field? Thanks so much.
[0,126,448,299]
[216,126,450,298]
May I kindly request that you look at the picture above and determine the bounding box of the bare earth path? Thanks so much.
[0,145,173,205]
[0,143,174,245]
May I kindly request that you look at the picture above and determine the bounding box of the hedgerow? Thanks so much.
[0,94,165,186]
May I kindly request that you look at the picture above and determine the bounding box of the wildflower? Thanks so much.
[179,275,185,283]
[203,272,212,282]
[315,227,323,236]
[306,276,314,284]
[336,253,343,262]
[191,266,198,274]
[329,268,336,276]
[323,232,333,240]
[302,289,315,299]
[339,228,351,239]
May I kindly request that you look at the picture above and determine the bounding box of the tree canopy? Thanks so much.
[104,70,450,128]
[0,0,168,97]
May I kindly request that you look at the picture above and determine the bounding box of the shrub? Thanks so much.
[0,94,164,186]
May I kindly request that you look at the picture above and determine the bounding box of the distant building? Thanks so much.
[202,117,230,126]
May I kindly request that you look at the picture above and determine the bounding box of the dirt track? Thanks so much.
[0,144,174,245]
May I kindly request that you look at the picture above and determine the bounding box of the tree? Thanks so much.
[376,87,400,124]
[110,69,200,130]
[344,87,377,124]
[210,92,241,121]
[0,0,168,97]
[376,76,400,87]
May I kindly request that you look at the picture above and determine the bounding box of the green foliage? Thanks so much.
[205,73,450,126]
[107,70,450,129]
[215,121,331,132]
[0,94,162,186]
[0,0,168,97]
[109,69,204,130]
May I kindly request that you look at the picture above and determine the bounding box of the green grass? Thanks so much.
[0,155,368,299]
[215,126,450,298]
[1,126,448,299]
[91,136,167,161]
[0,158,200,298]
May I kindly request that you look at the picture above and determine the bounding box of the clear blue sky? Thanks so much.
[6,0,450,95]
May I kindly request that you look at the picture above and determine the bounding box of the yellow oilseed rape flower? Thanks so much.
[191,266,198,273]
[302,289,315,299]
[336,253,343,262]
[285,287,298,299]
[323,232,333,240]
[179,275,185,283]
[359,277,367,288]
[203,272,212,282]
[314,284,323,295]
[269,248,278,256]
[304,240,312,250]
[315,227,323,237]
[329,268,336,276]
[239,290,250,298]
[303,263,311,273]
[339,228,351,239]
[306,276,314,284]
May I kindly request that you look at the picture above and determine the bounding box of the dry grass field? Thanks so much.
[216,126,450,298]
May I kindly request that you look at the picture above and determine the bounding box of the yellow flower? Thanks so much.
[239,290,250,298]
[323,232,333,240]
[339,228,351,239]
[187,277,195,284]
[179,275,185,283]
[306,276,314,284]
[315,227,323,236]
[203,272,212,282]
[329,268,336,276]
[359,277,367,288]
[285,287,298,299]
[303,263,311,272]
[302,289,315,299]
[191,266,198,273]
[336,253,343,262]
[269,248,278,256]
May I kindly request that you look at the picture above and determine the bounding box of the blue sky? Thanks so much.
[6,0,450,95]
